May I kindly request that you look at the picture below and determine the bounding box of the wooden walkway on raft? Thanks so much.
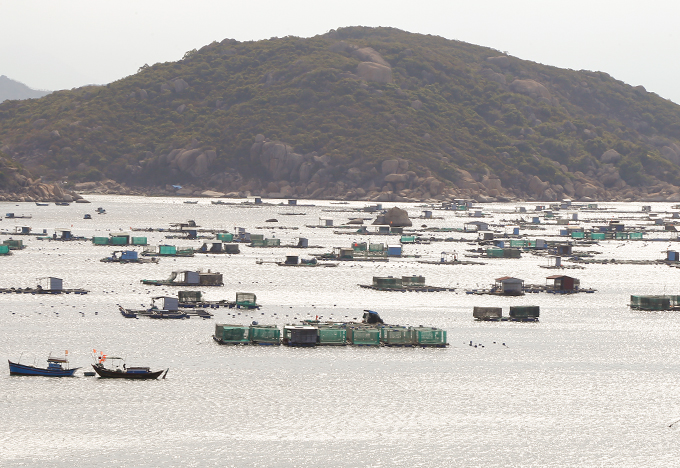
[0,288,88,295]
[475,317,539,322]
[465,286,595,295]
[119,306,213,319]
[417,259,486,265]
[359,284,455,292]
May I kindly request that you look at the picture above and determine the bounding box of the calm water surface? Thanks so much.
[1,196,679,467]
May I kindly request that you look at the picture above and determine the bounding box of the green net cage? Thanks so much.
[236,292,257,308]
[347,327,380,346]
[110,236,127,246]
[178,291,202,303]
[159,245,177,255]
[380,326,414,346]
[217,233,234,242]
[630,295,680,310]
[318,327,347,345]
[413,327,447,346]
[220,325,251,344]
[250,325,280,344]
[372,277,402,288]
[509,306,540,318]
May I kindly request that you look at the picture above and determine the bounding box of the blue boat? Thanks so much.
[8,356,80,377]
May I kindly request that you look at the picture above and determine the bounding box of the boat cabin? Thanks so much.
[167,270,223,286]
[55,228,76,240]
[38,277,63,292]
[152,296,179,311]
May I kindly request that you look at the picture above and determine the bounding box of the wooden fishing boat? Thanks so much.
[8,355,80,377]
[91,355,167,380]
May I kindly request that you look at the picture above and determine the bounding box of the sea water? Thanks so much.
[1,196,679,467]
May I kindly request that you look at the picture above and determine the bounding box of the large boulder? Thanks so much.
[352,47,390,67]
[381,159,400,175]
[509,79,551,100]
[356,62,393,84]
[662,146,680,165]
[173,78,189,93]
[528,176,549,195]
[486,56,511,68]
[373,207,412,227]
[384,173,409,183]
[600,149,622,164]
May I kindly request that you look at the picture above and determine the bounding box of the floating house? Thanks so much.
[141,270,223,286]
[553,244,573,256]
[0,277,88,295]
[100,250,158,264]
[464,221,489,232]
[53,229,84,241]
[546,275,580,292]
[494,277,524,295]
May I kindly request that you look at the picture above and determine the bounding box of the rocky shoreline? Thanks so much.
[65,178,680,204]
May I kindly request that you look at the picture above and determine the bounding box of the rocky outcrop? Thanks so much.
[143,141,217,178]
[372,207,412,227]
[600,149,622,164]
[356,62,393,84]
[352,47,390,67]
[486,56,511,68]
[509,79,551,101]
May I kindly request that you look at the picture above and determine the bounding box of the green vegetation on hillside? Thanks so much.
[1,26,680,199]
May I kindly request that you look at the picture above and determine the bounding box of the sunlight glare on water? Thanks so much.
[1,196,680,467]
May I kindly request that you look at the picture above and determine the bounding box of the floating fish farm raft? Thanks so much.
[359,276,455,292]
[213,318,447,348]
[473,306,540,322]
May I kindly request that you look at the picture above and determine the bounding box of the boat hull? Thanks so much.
[8,360,79,377]
[92,364,165,380]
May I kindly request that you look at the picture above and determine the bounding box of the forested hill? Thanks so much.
[2,26,680,202]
